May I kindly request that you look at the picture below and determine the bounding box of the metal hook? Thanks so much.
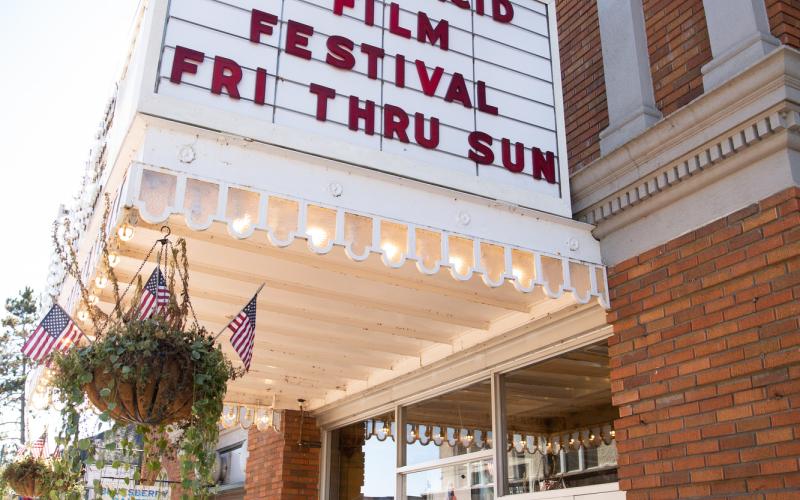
[159,226,171,245]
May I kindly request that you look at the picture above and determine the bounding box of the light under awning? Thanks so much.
[112,163,608,306]
[46,161,609,412]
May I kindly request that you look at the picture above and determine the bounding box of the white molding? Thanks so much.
[498,482,623,500]
[581,109,800,227]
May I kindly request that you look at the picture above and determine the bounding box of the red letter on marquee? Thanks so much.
[326,36,356,70]
[333,0,355,15]
[416,60,444,96]
[211,56,243,99]
[444,73,472,108]
[417,12,449,50]
[492,0,514,23]
[501,139,525,173]
[286,21,314,60]
[309,84,336,121]
[360,44,385,80]
[255,67,268,105]
[532,148,556,184]
[415,114,440,149]
[395,54,406,88]
[389,3,412,38]
[170,46,204,84]
[250,9,278,43]
[384,105,410,143]
[477,81,498,115]
[349,96,376,135]
[468,131,494,164]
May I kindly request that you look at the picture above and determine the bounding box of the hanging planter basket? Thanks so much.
[2,457,50,498]
[49,211,242,499]
[82,326,195,426]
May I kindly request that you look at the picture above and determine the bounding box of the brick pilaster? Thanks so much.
[245,410,321,499]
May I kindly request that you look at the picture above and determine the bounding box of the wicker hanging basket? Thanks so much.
[8,475,44,498]
[83,345,195,426]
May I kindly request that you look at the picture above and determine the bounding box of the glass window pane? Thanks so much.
[329,414,396,499]
[503,343,618,495]
[404,380,493,467]
[404,458,495,499]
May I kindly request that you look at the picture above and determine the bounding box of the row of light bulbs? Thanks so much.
[219,404,282,432]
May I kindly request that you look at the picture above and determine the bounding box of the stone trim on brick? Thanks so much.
[581,108,800,226]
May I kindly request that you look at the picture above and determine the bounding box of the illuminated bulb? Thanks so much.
[232,214,252,234]
[512,267,524,280]
[590,434,595,441]
[306,227,328,247]
[94,275,108,289]
[449,256,468,274]
[610,430,616,438]
[107,253,120,268]
[569,438,575,445]
[88,294,99,306]
[382,424,391,436]
[381,242,400,261]
[117,223,135,242]
[77,310,89,322]
[547,442,552,448]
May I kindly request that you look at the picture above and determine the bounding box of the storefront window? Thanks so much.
[404,380,493,467]
[329,414,396,499]
[404,458,495,499]
[501,343,617,494]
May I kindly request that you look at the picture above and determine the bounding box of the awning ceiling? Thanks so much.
[55,163,609,411]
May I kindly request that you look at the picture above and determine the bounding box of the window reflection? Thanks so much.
[405,459,494,499]
[330,415,396,500]
[404,380,493,467]
[503,343,617,494]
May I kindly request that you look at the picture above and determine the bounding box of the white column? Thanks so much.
[597,0,662,155]
[701,0,780,91]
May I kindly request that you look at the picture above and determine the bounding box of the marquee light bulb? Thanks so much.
[117,223,135,242]
[381,242,400,261]
[88,294,99,306]
[306,227,328,247]
[77,310,89,322]
[449,256,468,274]
[232,214,252,234]
[108,253,121,268]
[95,275,108,289]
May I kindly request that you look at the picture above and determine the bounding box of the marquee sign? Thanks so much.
[156,0,568,214]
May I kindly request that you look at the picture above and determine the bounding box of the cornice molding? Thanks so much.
[571,47,800,226]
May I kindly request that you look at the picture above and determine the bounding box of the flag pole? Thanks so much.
[214,283,265,342]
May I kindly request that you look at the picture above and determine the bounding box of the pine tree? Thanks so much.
[0,287,38,456]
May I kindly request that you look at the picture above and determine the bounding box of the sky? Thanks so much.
[0,0,141,447]
[0,0,141,312]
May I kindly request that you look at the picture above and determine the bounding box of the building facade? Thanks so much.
[32,0,799,499]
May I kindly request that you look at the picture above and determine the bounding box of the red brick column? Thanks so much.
[607,187,800,499]
[245,410,321,499]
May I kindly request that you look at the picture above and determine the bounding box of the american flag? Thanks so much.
[30,433,46,459]
[21,305,83,363]
[137,268,170,320]
[227,294,258,371]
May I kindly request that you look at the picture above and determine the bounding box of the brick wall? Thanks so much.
[607,187,800,499]
[556,0,608,174]
[643,0,712,116]
[245,410,321,499]
[766,0,800,48]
